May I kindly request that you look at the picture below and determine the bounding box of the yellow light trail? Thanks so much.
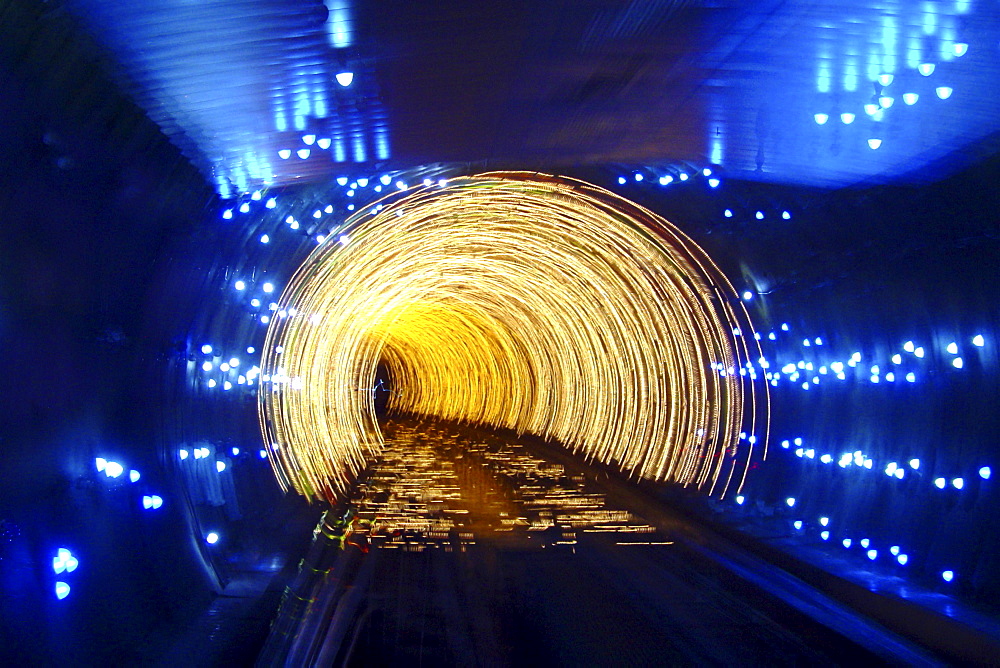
[259,172,768,504]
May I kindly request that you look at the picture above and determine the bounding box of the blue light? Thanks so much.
[278,149,291,160]
[814,113,829,125]
[906,372,916,383]
[659,175,673,185]
[735,495,745,505]
[297,148,310,160]
[819,517,829,526]
[953,477,964,490]
[820,531,830,541]
[755,211,764,220]
[840,113,855,124]
[980,466,991,480]
[867,549,878,560]
[781,323,789,331]
[973,334,985,347]
[55,582,70,600]
[129,470,140,483]
[335,72,354,87]
[793,521,803,530]
[239,202,250,213]
[918,63,935,76]
[317,138,332,150]
[259,449,268,459]
[902,93,919,105]
[781,211,791,220]
[868,138,882,150]
[262,282,274,293]
[786,497,796,508]
[266,198,276,209]
[842,538,852,548]
[679,173,688,181]
[206,532,219,545]
[724,209,733,217]
[708,178,720,188]
[617,177,626,185]
[634,173,643,182]
[934,477,946,489]
[222,209,233,220]
[742,291,753,301]
[234,280,245,291]
[897,554,908,565]
[942,570,954,582]
[936,87,953,100]
[952,357,964,369]
[260,234,270,244]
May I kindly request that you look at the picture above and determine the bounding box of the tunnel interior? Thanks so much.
[3,0,1000,664]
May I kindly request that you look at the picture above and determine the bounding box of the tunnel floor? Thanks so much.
[259,419,916,666]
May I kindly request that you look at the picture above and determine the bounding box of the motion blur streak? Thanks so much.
[259,173,768,503]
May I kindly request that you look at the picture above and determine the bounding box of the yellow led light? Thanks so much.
[259,172,768,503]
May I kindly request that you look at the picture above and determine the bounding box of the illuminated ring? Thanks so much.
[259,172,768,503]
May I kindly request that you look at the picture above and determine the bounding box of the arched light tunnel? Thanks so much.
[7,0,1000,663]
[258,173,768,504]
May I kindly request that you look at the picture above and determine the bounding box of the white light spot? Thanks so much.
[336,72,354,87]
[206,532,219,545]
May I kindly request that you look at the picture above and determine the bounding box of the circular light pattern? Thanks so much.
[259,173,768,504]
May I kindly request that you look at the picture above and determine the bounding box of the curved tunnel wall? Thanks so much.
[258,173,768,504]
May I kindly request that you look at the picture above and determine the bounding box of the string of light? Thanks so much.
[259,172,768,504]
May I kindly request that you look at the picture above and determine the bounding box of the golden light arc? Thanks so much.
[259,172,768,504]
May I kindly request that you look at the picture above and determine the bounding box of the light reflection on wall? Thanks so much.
[704,0,992,185]
[65,0,385,198]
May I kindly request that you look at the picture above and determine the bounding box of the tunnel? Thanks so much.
[3,0,1000,664]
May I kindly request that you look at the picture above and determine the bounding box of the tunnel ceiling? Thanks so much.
[51,0,1000,194]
